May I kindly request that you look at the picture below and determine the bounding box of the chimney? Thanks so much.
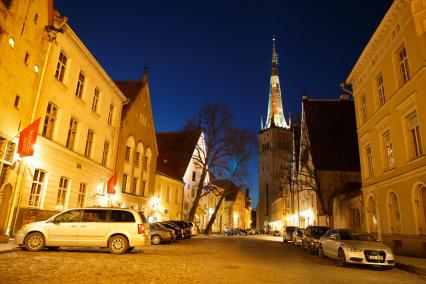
[339,94,350,101]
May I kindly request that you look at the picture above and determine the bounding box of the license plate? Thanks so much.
[369,255,383,260]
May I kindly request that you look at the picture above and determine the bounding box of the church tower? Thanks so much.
[257,38,293,231]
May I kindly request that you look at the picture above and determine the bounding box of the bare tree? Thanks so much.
[183,103,256,223]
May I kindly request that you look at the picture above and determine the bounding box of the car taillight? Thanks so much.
[138,224,145,234]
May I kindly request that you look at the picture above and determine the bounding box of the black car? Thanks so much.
[166,221,192,239]
[159,222,184,240]
[302,226,330,254]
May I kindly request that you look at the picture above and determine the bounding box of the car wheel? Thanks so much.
[24,232,45,252]
[108,235,129,255]
[338,248,347,266]
[151,235,162,245]
[309,242,316,255]
[318,244,325,258]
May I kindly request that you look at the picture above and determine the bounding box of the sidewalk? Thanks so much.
[396,255,426,276]
[0,240,20,254]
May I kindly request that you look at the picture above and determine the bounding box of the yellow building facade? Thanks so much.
[346,0,426,256]
[151,172,184,222]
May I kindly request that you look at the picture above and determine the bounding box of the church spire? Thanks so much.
[265,38,289,129]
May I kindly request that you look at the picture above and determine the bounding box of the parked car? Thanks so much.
[183,221,198,236]
[150,223,175,245]
[292,228,305,246]
[225,228,246,236]
[246,229,255,235]
[14,208,149,255]
[166,221,191,239]
[302,226,330,254]
[271,230,281,237]
[283,226,298,243]
[159,222,184,240]
[319,229,395,267]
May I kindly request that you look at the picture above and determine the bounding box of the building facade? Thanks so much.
[9,19,127,232]
[257,38,293,231]
[0,0,52,241]
[151,172,184,222]
[114,73,158,212]
[346,0,426,257]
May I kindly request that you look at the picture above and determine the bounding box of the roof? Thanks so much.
[302,99,360,172]
[114,80,145,119]
[155,130,202,180]
[213,180,242,201]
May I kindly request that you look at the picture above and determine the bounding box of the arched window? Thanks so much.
[416,184,426,235]
[368,196,378,234]
[388,191,402,234]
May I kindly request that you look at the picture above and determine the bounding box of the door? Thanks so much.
[46,209,82,246]
[76,209,110,246]
[322,230,337,257]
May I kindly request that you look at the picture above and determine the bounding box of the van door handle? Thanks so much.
[80,225,86,227]
[70,225,77,227]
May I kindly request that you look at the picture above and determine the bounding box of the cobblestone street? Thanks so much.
[0,235,424,283]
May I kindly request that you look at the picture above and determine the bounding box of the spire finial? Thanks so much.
[142,62,149,84]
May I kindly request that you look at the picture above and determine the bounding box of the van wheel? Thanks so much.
[151,235,162,245]
[24,232,45,252]
[108,235,129,255]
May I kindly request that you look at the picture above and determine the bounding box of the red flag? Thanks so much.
[17,118,41,156]
[107,172,117,194]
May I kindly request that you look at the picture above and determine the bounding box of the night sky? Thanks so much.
[55,0,393,207]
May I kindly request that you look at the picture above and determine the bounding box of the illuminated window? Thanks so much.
[42,102,58,139]
[91,88,99,112]
[75,71,85,99]
[66,117,78,150]
[84,129,94,158]
[8,37,14,48]
[102,141,109,166]
[366,144,374,178]
[122,174,128,192]
[132,177,138,194]
[29,169,46,207]
[135,151,140,166]
[396,43,410,86]
[376,73,385,106]
[57,177,69,209]
[125,146,131,162]
[407,112,423,158]
[192,171,196,182]
[383,130,395,170]
[108,104,114,125]
[54,51,67,82]
[77,183,87,207]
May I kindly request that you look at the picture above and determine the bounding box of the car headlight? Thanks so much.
[347,248,363,252]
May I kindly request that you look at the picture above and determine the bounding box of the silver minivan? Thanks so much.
[14,208,149,254]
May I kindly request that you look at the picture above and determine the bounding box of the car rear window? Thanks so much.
[110,210,135,222]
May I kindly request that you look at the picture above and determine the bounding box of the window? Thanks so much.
[132,178,138,194]
[82,210,107,222]
[110,210,135,222]
[416,184,426,235]
[42,102,58,139]
[166,186,171,203]
[54,51,67,82]
[34,13,38,24]
[366,145,374,178]
[24,52,30,65]
[14,95,20,108]
[383,131,395,170]
[122,174,128,192]
[376,73,385,106]
[143,156,148,170]
[91,88,99,112]
[102,141,109,166]
[407,112,423,158]
[75,71,85,99]
[29,169,46,207]
[56,177,69,209]
[54,210,81,223]
[388,191,402,234]
[396,43,410,86]
[66,117,78,150]
[125,146,131,162]
[77,183,86,207]
[84,129,94,158]
[108,104,114,125]
[135,151,140,166]
[192,171,196,182]
[141,180,146,196]
[368,196,378,234]
[361,95,367,122]
[191,186,195,198]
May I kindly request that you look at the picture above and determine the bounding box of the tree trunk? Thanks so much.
[188,168,208,221]
[204,194,226,235]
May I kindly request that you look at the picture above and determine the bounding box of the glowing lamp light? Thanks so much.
[9,37,15,48]
[34,64,39,73]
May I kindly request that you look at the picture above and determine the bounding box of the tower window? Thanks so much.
[14,95,20,108]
